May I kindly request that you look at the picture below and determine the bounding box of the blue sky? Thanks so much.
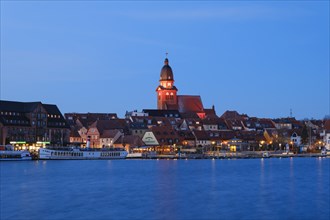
[1,1,329,119]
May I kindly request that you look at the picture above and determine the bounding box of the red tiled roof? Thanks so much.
[150,125,180,145]
[100,129,121,138]
[151,126,179,139]
[225,119,243,130]
[220,111,244,120]
[236,131,265,141]
[177,95,204,113]
[90,119,127,133]
[114,135,144,146]
[204,107,217,119]
[193,130,210,140]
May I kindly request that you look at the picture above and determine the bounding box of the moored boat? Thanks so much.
[39,147,128,160]
[0,145,32,161]
[39,136,128,160]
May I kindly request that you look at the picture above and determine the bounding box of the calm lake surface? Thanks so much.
[1,158,329,220]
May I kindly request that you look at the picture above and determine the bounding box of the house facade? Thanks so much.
[0,100,70,148]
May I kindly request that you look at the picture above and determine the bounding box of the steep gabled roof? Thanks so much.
[100,129,121,138]
[177,95,204,113]
[90,119,128,134]
[193,130,210,140]
[220,111,240,120]
[43,104,62,115]
[236,130,265,142]
[114,135,144,147]
[151,125,180,142]
[0,100,40,112]
[204,108,218,119]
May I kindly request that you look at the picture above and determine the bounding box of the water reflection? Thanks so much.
[1,158,329,220]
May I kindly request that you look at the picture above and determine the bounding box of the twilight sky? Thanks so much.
[1,1,329,119]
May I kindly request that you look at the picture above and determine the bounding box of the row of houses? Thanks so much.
[66,109,330,152]
[1,100,329,152]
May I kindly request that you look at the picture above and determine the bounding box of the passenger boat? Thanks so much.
[126,152,143,159]
[39,147,128,160]
[39,137,128,160]
[0,145,32,161]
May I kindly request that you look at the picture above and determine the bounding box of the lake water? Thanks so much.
[1,158,329,220]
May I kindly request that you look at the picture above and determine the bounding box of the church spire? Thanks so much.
[164,52,169,65]
[164,58,169,65]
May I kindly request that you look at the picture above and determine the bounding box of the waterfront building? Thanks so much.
[141,125,181,153]
[86,119,128,148]
[113,135,144,152]
[0,100,69,148]
[178,130,197,148]
[290,130,302,147]
[324,120,330,150]
[65,113,119,147]
[99,129,122,148]
[193,130,211,148]
[69,129,84,146]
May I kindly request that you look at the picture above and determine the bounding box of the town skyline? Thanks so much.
[1,1,329,119]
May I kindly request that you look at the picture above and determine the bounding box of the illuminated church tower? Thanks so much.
[156,57,178,110]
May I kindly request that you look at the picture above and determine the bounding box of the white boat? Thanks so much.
[0,145,32,161]
[126,152,143,159]
[39,147,128,160]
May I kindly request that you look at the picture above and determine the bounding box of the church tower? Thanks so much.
[156,58,178,110]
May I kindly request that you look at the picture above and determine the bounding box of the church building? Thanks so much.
[156,57,216,119]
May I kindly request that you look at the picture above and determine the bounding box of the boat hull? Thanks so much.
[39,148,128,160]
[0,150,32,161]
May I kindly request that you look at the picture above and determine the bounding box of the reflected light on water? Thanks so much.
[1,158,329,220]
